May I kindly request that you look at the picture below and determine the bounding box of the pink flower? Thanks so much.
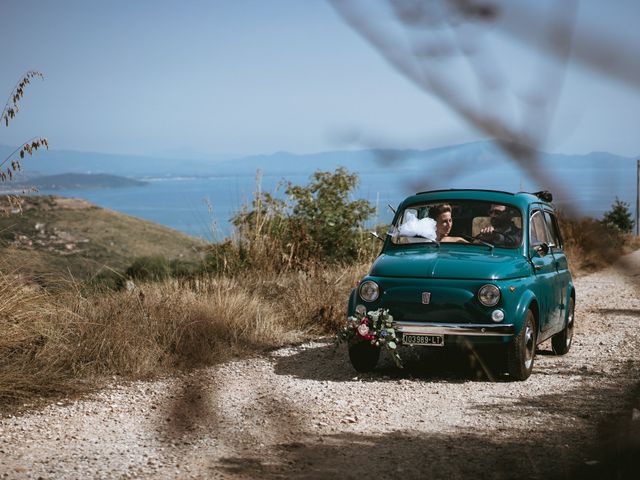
[357,323,370,337]
[356,320,375,341]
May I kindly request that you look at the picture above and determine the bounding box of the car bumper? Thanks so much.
[397,322,515,337]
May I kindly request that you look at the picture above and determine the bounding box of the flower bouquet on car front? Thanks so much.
[337,308,403,368]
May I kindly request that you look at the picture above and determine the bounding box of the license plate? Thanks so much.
[402,334,444,347]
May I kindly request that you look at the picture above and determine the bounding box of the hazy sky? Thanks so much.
[2,0,640,158]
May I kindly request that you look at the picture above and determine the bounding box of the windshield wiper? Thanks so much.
[462,234,494,250]
[406,237,440,248]
[420,238,440,246]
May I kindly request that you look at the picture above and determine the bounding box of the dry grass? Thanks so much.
[0,263,368,408]
[246,264,368,333]
[0,271,69,402]
[560,217,640,276]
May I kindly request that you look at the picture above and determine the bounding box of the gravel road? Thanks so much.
[2,251,639,479]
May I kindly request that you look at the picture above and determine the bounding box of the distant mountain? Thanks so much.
[194,142,638,218]
[147,141,638,182]
[1,139,636,186]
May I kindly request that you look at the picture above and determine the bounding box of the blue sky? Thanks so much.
[2,0,640,159]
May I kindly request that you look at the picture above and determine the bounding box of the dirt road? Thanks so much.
[2,252,639,479]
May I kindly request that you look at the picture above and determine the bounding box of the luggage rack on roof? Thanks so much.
[413,188,553,202]
[414,188,515,196]
[523,190,553,202]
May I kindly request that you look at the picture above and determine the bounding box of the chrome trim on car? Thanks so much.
[397,322,515,337]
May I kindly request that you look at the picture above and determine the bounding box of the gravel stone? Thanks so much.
[1,251,639,479]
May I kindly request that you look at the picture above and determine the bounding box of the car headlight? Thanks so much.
[478,284,500,306]
[359,281,379,302]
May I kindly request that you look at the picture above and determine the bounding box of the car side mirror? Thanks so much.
[530,242,549,258]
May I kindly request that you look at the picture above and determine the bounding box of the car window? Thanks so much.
[543,211,561,247]
[529,210,549,245]
[390,200,523,248]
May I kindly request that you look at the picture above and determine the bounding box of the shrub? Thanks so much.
[224,167,376,272]
[285,168,376,261]
[90,269,126,290]
[125,255,171,281]
[169,258,203,277]
[205,239,251,274]
[559,213,640,274]
[601,197,635,233]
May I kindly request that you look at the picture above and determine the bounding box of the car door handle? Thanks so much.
[534,264,543,271]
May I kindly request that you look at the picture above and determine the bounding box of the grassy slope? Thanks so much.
[0,195,206,282]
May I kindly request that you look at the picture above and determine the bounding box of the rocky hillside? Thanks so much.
[0,195,206,283]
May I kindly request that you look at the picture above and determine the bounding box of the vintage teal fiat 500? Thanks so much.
[346,189,575,381]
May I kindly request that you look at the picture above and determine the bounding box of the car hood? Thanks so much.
[370,248,530,280]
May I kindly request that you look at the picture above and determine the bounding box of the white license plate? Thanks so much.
[402,334,444,347]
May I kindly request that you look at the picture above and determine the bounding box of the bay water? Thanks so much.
[33,166,637,240]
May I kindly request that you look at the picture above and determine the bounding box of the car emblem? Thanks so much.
[421,292,431,304]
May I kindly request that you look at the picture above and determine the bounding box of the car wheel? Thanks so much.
[552,296,574,355]
[507,309,537,381]
[348,340,381,373]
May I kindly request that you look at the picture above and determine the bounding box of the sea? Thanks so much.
[33,172,403,240]
[32,166,638,240]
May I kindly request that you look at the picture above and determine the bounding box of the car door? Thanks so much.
[543,209,569,333]
[528,207,558,334]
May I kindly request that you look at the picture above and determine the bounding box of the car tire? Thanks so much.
[507,309,537,381]
[552,296,574,355]
[348,340,381,372]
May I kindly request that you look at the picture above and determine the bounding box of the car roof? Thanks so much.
[398,189,553,211]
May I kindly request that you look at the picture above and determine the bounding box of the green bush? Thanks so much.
[205,240,250,274]
[601,197,635,233]
[169,258,203,277]
[89,269,125,290]
[286,168,376,261]
[125,255,171,281]
[224,167,376,271]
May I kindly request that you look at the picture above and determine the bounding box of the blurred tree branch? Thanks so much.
[329,0,640,284]
[328,0,582,200]
[1,70,48,182]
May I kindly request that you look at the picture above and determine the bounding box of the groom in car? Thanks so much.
[479,204,522,246]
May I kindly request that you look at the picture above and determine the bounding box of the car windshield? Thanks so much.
[389,200,523,248]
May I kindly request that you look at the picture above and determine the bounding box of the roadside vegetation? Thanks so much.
[0,169,375,407]
[0,267,363,405]
[562,199,639,275]
[1,168,638,408]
